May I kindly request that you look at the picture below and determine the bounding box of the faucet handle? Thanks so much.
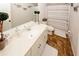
[4,33,9,39]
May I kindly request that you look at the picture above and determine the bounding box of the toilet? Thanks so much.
[47,25,54,35]
[42,21,54,35]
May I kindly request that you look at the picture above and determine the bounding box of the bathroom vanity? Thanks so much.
[25,27,47,56]
[0,21,48,56]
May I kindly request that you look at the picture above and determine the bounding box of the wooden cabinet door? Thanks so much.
[31,30,48,56]
[38,32,47,55]
[25,49,32,56]
[31,39,41,56]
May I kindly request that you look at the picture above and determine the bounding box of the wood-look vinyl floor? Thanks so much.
[47,34,74,56]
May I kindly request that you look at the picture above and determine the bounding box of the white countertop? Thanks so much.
[0,21,47,56]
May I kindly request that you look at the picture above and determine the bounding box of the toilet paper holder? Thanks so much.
[42,18,47,21]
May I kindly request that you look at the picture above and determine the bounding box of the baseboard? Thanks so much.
[66,33,75,56]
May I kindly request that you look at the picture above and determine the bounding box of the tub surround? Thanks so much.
[0,21,48,56]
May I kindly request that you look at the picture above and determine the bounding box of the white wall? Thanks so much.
[11,3,34,28]
[38,3,47,23]
[69,3,79,55]
[0,3,11,31]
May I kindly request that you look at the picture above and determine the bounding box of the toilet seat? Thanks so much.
[47,25,54,31]
[47,25,54,35]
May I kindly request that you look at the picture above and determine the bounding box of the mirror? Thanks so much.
[0,3,38,31]
[11,3,38,28]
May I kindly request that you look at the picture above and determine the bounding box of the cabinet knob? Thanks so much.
[38,44,41,48]
[9,20,11,22]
